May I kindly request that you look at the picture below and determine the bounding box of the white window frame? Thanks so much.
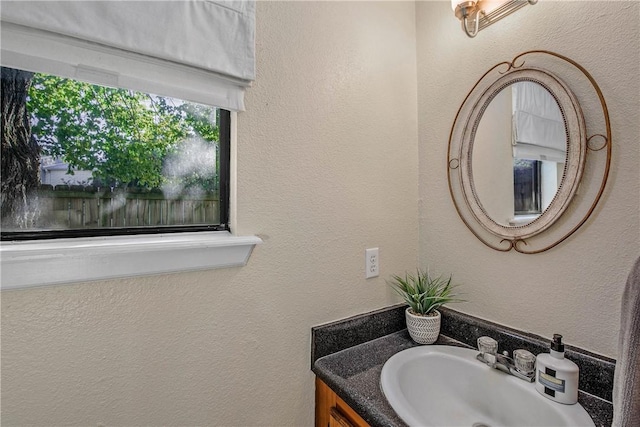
[0,113,262,290]
[1,232,261,290]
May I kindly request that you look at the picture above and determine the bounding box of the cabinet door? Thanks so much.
[316,377,370,427]
[329,407,355,427]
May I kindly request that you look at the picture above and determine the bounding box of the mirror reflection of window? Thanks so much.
[513,159,541,215]
[511,81,566,224]
[511,158,564,224]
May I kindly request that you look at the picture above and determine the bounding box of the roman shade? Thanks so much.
[512,81,567,162]
[0,0,255,110]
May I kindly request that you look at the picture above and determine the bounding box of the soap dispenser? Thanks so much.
[535,334,579,404]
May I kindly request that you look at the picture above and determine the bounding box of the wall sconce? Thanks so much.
[451,0,537,38]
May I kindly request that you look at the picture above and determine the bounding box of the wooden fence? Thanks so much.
[34,185,220,229]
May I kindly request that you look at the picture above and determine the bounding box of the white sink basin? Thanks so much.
[380,345,595,427]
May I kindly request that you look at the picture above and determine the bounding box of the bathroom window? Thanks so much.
[0,67,230,241]
[0,2,258,288]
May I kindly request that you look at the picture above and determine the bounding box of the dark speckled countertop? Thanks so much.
[311,305,614,427]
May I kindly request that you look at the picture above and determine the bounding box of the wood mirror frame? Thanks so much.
[448,51,611,254]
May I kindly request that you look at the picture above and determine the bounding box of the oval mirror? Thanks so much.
[458,67,586,240]
[448,51,612,253]
[472,81,567,228]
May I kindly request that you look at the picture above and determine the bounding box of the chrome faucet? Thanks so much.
[476,336,536,382]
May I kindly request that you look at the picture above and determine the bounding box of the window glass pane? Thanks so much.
[1,67,226,235]
[513,159,542,215]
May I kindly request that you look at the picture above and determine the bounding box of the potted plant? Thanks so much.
[388,269,463,344]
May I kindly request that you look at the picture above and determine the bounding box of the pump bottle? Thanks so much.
[535,334,579,404]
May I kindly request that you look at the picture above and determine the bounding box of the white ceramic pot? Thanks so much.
[405,308,441,344]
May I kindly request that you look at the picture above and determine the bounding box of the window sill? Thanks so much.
[508,215,540,226]
[0,231,262,290]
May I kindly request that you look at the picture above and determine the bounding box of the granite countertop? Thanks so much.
[312,329,613,427]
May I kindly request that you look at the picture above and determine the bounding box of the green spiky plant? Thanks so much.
[388,269,463,316]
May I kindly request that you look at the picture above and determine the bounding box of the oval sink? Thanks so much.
[380,345,595,427]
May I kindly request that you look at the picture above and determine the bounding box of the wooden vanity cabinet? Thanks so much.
[315,378,371,427]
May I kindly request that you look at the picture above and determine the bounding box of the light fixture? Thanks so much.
[451,0,538,38]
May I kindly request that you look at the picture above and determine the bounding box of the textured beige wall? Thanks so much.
[417,1,640,358]
[472,85,513,224]
[3,1,638,424]
[0,2,419,425]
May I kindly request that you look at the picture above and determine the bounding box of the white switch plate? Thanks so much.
[365,248,379,278]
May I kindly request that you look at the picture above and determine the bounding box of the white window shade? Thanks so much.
[512,81,567,162]
[0,0,255,111]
